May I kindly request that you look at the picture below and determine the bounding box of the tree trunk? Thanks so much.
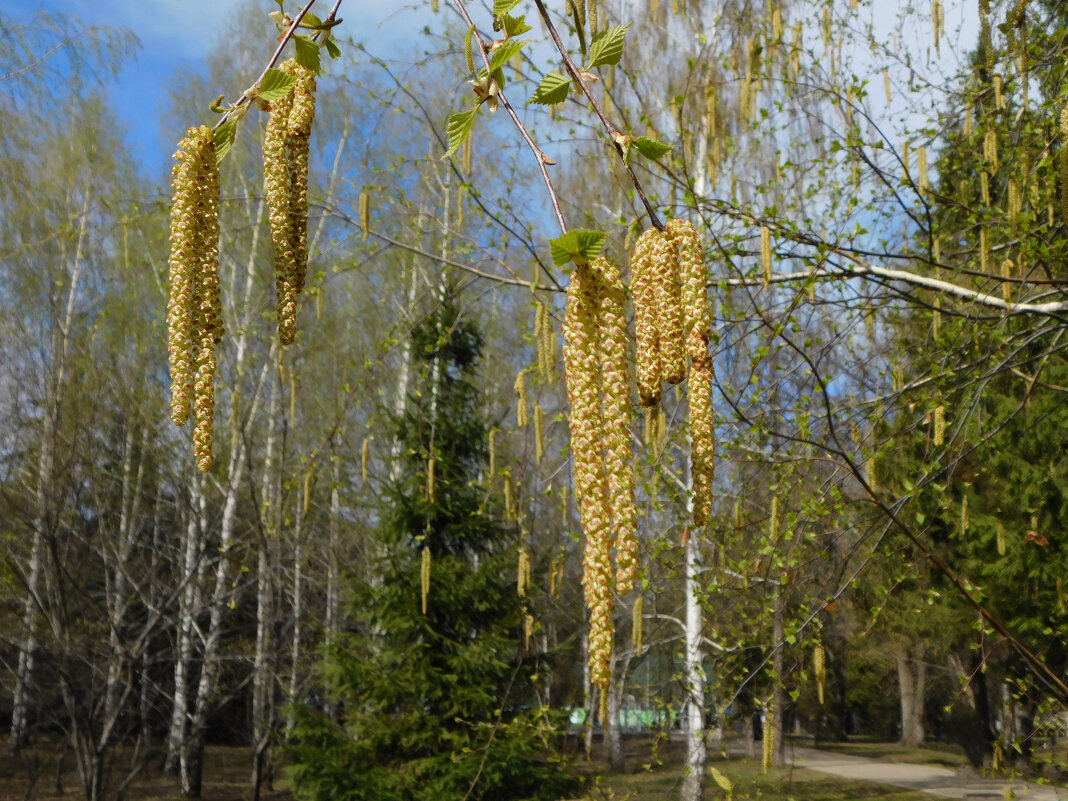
[607,676,625,773]
[681,524,706,801]
[771,589,786,768]
[896,647,925,747]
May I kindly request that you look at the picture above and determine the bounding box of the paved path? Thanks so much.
[789,746,1064,800]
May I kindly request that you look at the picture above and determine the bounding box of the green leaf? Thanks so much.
[493,0,522,14]
[549,229,608,267]
[257,68,297,103]
[632,136,672,160]
[528,71,571,105]
[213,120,237,165]
[443,108,478,160]
[501,13,532,37]
[301,12,323,27]
[587,24,629,68]
[324,37,341,59]
[294,34,321,73]
[488,38,527,73]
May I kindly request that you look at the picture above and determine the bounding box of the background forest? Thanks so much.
[1,1,1067,800]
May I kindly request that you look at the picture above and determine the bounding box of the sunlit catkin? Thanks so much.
[667,218,713,358]
[524,613,534,650]
[168,126,215,429]
[359,191,369,241]
[193,132,222,473]
[426,455,435,502]
[264,84,297,345]
[649,232,686,385]
[564,264,613,691]
[933,404,946,446]
[761,225,772,290]
[994,74,1004,110]
[632,596,644,654]
[917,146,928,191]
[517,549,531,598]
[981,171,990,206]
[286,60,316,297]
[997,522,1006,556]
[980,228,988,274]
[984,129,998,171]
[883,68,891,103]
[515,369,528,427]
[960,495,968,539]
[688,329,716,526]
[534,403,544,466]
[762,708,775,772]
[592,256,638,594]
[631,228,664,406]
[1001,259,1013,302]
[421,546,431,614]
[814,643,827,704]
[362,437,369,483]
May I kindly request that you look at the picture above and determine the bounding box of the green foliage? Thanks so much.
[586,24,629,69]
[548,229,607,266]
[528,72,571,106]
[284,300,577,801]
[444,107,478,159]
[257,68,297,102]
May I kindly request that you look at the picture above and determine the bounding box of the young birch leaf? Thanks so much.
[493,0,522,15]
[587,24,629,69]
[301,12,324,26]
[633,136,672,160]
[549,229,607,266]
[489,38,527,73]
[443,108,478,160]
[528,71,571,105]
[324,37,341,59]
[294,34,321,73]
[258,68,297,102]
[213,120,237,165]
[502,13,532,37]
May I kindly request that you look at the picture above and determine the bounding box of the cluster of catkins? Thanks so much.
[563,256,638,691]
[168,125,222,473]
[632,219,716,525]
[264,59,317,346]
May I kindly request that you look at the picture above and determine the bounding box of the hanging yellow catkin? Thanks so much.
[515,369,528,427]
[548,557,557,597]
[994,74,1004,110]
[632,596,644,654]
[1001,259,1013,302]
[564,263,613,692]
[814,643,827,704]
[768,496,779,539]
[981,170,990,206]
[960,494,969,538]
[1008,179,1021,222]
[984,129,998,171]
[996,522,1006,556]
[264,81,297,346]
[359,191,369,241]
[503,469,514,519]
[883,69,891,104]
[362,437,369,483]
[534,403,544,466]
[762,707,775,773]
[286,61,315,297]
[524,613,535,650]
[517,549,531,598]
[917,146,928,191]
[426,455,435,502]
[488,428,496,477]
[980,228,988,274]
[934,404,946,445]
[965,106,974,137]
[933,296,941,337]
[303,470,313,517]
[865,455,876,489]
[1060,108,1068,222]
[591,257,638,594]
[421,546,431,614]
[761,225,772,290]
[631,229,666,406]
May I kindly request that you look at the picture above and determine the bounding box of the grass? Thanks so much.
[581,737,936,801]
[801,737,971,770]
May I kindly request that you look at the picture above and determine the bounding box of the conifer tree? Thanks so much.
[285,296,576,801]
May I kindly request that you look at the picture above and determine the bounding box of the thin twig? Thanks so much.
[212,0,340,131]
[532,0,663,230]
[451,0,568,235]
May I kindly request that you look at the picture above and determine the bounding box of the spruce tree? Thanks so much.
[285,297,576,801]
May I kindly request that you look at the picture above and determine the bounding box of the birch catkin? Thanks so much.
[421,546,431,614]
[264,86,297,345]
[168,125,222,472]
[564,263,613,691]
[814,643,827,704]
[286,61,316,296]
[592,256,637,594]
[761,225,772,290]
[631,229,664,406]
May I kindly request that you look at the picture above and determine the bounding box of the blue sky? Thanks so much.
[1,0,417,177]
